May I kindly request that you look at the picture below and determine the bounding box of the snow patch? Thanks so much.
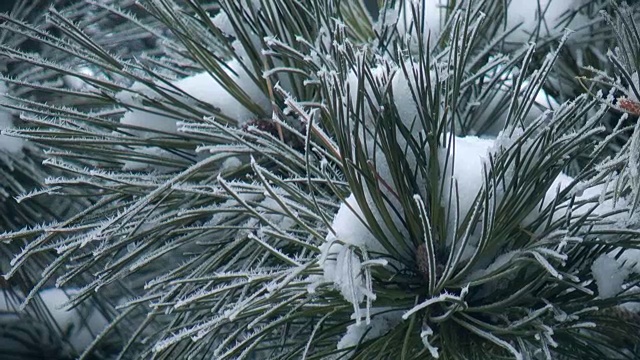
[38,289,109,353]
[0,81,24,153]
[0,288,109,355]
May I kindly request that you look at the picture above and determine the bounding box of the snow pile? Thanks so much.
[319,195,386,309]
[593,249,640,294]
[211,0,260,38]
[220,156,243,173]
[0,81,24,153]
[318,197,403,354]
[436,136,492,261]
[343,62,434,244]
[0,288,109,355]
[320,121,637,355]
[526,174,631,232]
[343,64,586,265]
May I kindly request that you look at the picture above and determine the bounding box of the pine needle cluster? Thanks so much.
[0,1,640,359]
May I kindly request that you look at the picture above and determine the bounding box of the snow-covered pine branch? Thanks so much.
[0,0,639,359]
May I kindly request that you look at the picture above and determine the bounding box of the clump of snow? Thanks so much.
[344,62,435,176]
[437,135,496,260]
[592,250,640,299]
[465,250,518,283]
[475,86,559,136]
[470,59,560,136]
[388,0,590,49]
[211,12,235,37]
[592,254,629,299]
[342,61,434,248]
[116,59,269,170]
[318,194,392,327]
[210,0,262,38]
[62,67,97,91]
[592,249,640,315]
[0,81,24,153]
[438,135,496,228]
[324,195,382,252]
[503,0,589,44]
[630,72,640,102]
[395,0,447,48]
[617,249,640,274]
[118,59,269,134]
[520,172,576,227]
[319,195,385,305]
[336,308,404,352]
[121,146,175,171]
[220,156,243,172]
[175,67,268,125]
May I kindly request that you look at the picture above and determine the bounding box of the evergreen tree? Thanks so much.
[1,0,640,359]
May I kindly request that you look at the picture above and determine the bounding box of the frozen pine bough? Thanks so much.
[1,0,640,359]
